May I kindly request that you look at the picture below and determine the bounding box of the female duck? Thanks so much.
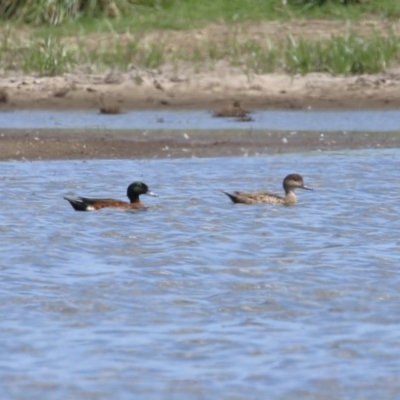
[64,181,157,211]
[224,174,312,205]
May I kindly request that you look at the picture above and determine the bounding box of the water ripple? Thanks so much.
[1,149,400,398]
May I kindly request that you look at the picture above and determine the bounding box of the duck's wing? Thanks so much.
[64,196,127,211]
[224,190,283,204]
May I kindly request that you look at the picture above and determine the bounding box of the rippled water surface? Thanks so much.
[2,110,400,131]
[2,149,400,399]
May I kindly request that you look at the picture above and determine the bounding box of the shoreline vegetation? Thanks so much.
[0,1,400,77]
[0,1,400,113]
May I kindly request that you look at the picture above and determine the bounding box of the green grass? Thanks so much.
[289,0,400,19]
[52,0,400,37]
[1,27,399,77]
[242,39,280,74]
[22,36,74,75]
[285,32,400,74]
[1,0,400,76]
[1,0,399,36]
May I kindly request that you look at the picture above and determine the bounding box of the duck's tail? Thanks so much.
[64,196,89,212]
[221,190,240,204]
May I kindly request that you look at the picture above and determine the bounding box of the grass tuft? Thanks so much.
[22,36,74,76]
[243,39,280,74]
[285,32,400,75]
[1,24,400,77]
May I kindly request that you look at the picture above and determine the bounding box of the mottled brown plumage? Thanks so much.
[213,101,250,118]
[224,174,312,205]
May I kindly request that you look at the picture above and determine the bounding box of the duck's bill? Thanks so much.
[301,185,313,190]
[146,191,158,197]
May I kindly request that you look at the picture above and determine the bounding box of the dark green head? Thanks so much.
[127,182,157,202]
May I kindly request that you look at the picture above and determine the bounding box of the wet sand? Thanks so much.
[1,129,399,161]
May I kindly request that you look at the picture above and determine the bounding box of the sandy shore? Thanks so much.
[1,129,398,161]
[1,68,400,113]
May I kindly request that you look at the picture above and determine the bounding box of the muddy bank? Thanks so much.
[1,129,399,161]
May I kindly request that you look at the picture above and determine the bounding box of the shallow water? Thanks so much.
[2,109,400,131]
[1,149,400,399]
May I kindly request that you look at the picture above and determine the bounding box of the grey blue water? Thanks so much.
[2,109,400,131]
[1,149,400,399]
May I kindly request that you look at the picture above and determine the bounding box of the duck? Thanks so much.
[223,174,312,205]
[64,181,157,211]
[213,101,250,118]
